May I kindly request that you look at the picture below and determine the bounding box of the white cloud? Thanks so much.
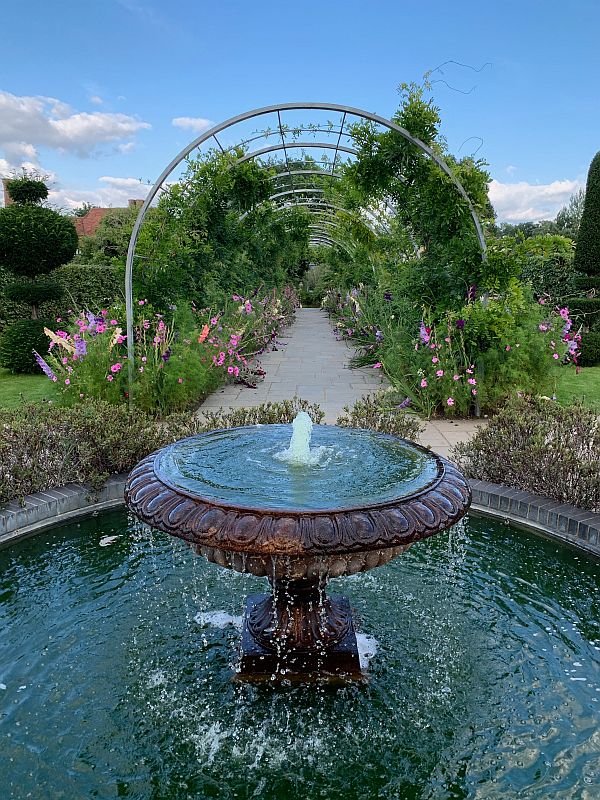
[489,178,583,223]
[47,175,152,211]
[172,116,213,134]
[0,90,151,166]
[505,165,517,175]
[90,95,103,106]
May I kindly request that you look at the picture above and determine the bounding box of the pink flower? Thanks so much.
[453,374,460,381]
[96,324,106,334]
[559,307,570,319]
[227,366,234,375]
[64,378,70,385]
[110,319,118,326]
[138,300,145,306]
[244,300,252,314]
[62,357,68,365]
[472,388,477,396]
[141,356,147,363]
[467,378,477,385]
[539,323,549,332]
[420,378,428,388]
[432,356,439,364]
[100,309,108,317]
[447,397,455,406]
[56,317,62,323]
[233,366,239,377]
[444,337,451,343]
[436,369,444,377]
[139,367,144,373]
[373,362,382,369]
[110,363,122,373]
[106,375,114,382]
[505,345,511,351]
[553,353,559,359]
[177,377,183,383]
[211,317,218,325]
[79,393,84,399]
[466,368,474,374]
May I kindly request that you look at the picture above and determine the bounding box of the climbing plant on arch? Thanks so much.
[124,99,488,392]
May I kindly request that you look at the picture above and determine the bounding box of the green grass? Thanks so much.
[553,365,600,411]
[0,367,57,409]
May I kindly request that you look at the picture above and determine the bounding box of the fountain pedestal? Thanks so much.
[239,578,362,681]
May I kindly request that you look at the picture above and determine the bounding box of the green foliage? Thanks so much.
[135,152,310,308]
[0,204,78,277]
[5,279,64,308]
[0,319,53,374]
[574,152,600,278]
[578,331,600,367]
[200,397,325,428]
[0,263,122,331]
[569,297,600,327]
[76,206,139,265]
[502,235,578,302]
[556,188,585,240]
[5,177,48,205]
[336,390,424,439]
[298,263,333,306]
[452,397,600,512]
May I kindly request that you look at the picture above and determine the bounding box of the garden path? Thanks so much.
[197,308,483,459]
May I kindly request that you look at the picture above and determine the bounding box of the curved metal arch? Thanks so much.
[308,236,355,256]
[126,101,487,393]
[271,198,391,235]
[236,141,358,166]
[269,169,343,182]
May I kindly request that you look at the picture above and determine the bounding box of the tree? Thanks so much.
[556,187,585,240]
[574,155,600,279]
[73,202,97,217]
[0,177,78,372]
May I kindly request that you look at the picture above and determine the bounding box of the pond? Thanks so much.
[1,510,599,799]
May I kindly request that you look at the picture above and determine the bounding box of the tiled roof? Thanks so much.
[72,207,112,236]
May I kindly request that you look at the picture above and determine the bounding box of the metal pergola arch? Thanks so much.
[125,101,487,392]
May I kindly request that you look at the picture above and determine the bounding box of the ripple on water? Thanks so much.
[1,509,600,799]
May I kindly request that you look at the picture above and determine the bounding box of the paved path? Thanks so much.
[197,308,483,459]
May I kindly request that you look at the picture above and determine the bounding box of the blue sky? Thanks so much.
[1,0,598,221]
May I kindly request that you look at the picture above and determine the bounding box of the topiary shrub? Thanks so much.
[452,397,600,512]
[516,234,578,302]
[0,319,54,373]
[4,177,49,205]
[0,204,77,278]
[569,296,600,328]
[0,177,78,371]
[5,280,64,307]
[578,331,600,367]
[574,152,600,281]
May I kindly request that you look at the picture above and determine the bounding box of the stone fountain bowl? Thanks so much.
[124,425,471,580]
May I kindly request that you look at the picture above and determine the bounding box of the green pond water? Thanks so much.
[156,426,439,510]
[1,510,599,799]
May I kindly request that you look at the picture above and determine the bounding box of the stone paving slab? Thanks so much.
[196,307,484,455]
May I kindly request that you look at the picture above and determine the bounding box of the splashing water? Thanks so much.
[274,411,327,466]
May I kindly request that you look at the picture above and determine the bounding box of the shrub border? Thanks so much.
[1,476,599,558]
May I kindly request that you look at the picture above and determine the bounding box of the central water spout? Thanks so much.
[275,411,320,466]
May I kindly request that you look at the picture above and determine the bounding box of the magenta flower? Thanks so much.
[138,299,146,306]
[178,377,183,383]
[471,388,477,396]
[373,362,382,369]
[106,375,114,382]
[505,345,511,351]
[453,374,460,381]
[432,356,439,364]
[420,378,428,388]
[211,317,218,325]
[553,353,559,359]
[447,397,455,406]
[65,378,70,386]
[110,319,118,326]
[467,377,477,385]
[436,369,444,377]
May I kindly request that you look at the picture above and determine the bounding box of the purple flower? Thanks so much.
[161,347,172,362]
[384,291,392,301]
[467,285,477,302]
[397,397,411,409]
[74,338,87,357]
[419,321,431,345]
[33,350,56,381]
[375,330,383,342]
[455,319,465,330]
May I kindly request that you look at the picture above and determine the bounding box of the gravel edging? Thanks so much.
[1,476,599,558]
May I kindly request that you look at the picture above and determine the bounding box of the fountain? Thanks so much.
[124,415,471,680]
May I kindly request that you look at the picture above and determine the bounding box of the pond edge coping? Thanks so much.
[0,476,599,557]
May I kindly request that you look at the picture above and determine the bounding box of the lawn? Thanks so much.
[553,365,600,411]
[0,368,56,409]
